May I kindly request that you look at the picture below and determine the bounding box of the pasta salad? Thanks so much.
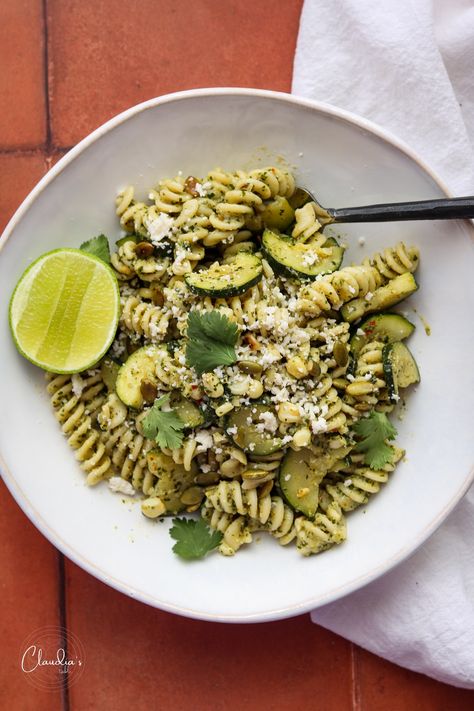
[45,166,420,559]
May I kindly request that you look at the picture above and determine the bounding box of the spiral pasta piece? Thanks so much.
[110,239,137,280]
[364,242,419,281]
[98,393,128,431]
[203,169,236,200]
[344,340,392,415]
[120,295,170,340]
[295,493,346,556]
[46,373,112,485]
[291,202,325,244]
[297,264,382,316]
[247,166,296,198]
[173,199,210,242]
[250,496,298,545]
[101,423,155,494]
[205,480,275,522]
[325,447,404,512]
[149,176,192,214]
[111,239,170,282]
[116,185,135,217]
[202,503,252,556]
[123,204,150,235]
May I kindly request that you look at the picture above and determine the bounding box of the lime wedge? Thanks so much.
[9,248,120,373]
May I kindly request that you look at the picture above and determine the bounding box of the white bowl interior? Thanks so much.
[1,90,473,620]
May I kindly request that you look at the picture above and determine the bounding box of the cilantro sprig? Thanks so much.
[186,311,239,375]
[169,517,223,560]
[352,411,398,470]
[141,394,185,450]
[79,234,111,264]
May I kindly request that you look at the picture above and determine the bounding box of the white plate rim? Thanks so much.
[1,87,473,623]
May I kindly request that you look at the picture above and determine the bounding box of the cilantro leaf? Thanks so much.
[79,234,111,264]
[186,338,236,375]
[186,311,239,375]
[352,411,398,470]
[141,394,185,450]
[169,517,223,560]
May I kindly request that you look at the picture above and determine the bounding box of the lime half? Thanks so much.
[9,248,120,373]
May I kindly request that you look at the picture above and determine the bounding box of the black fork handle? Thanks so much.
[328,196,474,223]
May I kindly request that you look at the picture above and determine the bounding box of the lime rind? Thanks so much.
[9,248,120,374]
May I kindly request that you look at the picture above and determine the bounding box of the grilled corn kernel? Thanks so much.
[286,356,310,379]
[247,378,264,399]
[292,426,312,448]
[141,496,166,518]
[276,402,302,423]
[215,402,234,417]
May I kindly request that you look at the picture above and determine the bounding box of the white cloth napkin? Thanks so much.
[292,0,474,689]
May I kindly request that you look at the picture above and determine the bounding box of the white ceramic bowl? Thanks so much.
[1,88,473,622]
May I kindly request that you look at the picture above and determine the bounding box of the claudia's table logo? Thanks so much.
[19,626,85,690]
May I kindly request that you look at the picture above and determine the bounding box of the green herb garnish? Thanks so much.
[352,411,397,469]
[141,394,185,450]
[169,517,223,560]
[79,234,111,264]
[186,311,238,375]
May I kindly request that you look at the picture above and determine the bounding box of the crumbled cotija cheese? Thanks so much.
[71,374,84,398]
[108,477,136,496]
[145,213,174,244]
[258,411,278,433]
[302,251,319,267]
[195,430,213,451]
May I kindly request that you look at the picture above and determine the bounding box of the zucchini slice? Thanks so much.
[382,341,420,402]
[341,272,418,323]
[262,228,344,280]
[279,448,324,518]
[115,345,164,409]
[146,450,198,514]
[116,234,139,248]
[169,390,205,429]
[185,252,262,297]
[279,442,351,517]
[226,403,282,456]
[260,196,295,231]
[350,313,415,358]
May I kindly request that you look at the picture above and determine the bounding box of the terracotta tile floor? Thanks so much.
[1,2,473,709]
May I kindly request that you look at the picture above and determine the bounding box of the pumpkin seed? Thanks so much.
[195,471,220,486]
[184,176,200,197]
[180,486,204,506]
[151,286,164,307]
[140,379,158,403]
[258,480,274,498]
[238,360,263,376]
[242,469,268,481]
[333,341,349,367]
[135,241,155,258]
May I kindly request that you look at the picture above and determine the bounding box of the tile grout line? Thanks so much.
[350,642,362,711]
[0,146,50,157]
[43,6,71,709]
[0,145,74,156]
[57,552,71,711]
[41,0,53,152]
